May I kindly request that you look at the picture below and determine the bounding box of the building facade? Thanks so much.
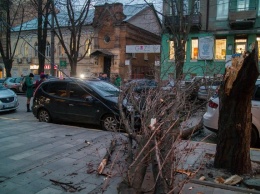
[1,3,161,82]
[161,0,260,80]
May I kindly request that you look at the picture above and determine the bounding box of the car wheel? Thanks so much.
[101,114,118,131]
[251,125,259,148]
[38,109,51,123]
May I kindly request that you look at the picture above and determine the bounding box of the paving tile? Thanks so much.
[0,181,23,194]
[35,187,63,194]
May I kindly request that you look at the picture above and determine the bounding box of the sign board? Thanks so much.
[44,64,57,70]
[198,36,214,60]
[60,60,67,67]
[126,45,160,53]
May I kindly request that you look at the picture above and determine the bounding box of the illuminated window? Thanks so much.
[169,41,175,60]
[215,39,226,60]
[217,0,229,19]
[191,39,198,60]
[235,39,247,54]
[257,37,260,59]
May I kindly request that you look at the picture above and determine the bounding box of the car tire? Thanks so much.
[38,109,51,123]
[251,125,259,148]
[101,114,118,131]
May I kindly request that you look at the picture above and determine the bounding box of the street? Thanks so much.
[0,94,123,194]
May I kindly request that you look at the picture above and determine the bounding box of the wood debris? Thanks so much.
[176,169,195,177]
[97,140,116,174]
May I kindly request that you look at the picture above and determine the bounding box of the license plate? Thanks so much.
[3,103,14,108]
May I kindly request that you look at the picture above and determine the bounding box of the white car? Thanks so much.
[0,84,19,112]
[203,80,260,147]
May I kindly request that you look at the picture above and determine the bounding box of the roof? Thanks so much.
[90,49,115,57]
[12,4,152,31]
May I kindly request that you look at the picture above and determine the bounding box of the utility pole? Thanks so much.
[50,0,55,76]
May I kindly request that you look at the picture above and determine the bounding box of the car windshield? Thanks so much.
[89,81,119,97]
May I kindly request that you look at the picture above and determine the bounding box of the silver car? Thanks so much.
[0,84,19,112]
[3,77,23,93]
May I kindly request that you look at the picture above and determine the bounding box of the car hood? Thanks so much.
[0,88,15,97]
[103,96,118,104]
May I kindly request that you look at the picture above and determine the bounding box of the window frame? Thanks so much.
[216,0,229,20]
[214,38,227,60]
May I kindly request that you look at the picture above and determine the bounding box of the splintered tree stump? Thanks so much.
[214,43,259,174]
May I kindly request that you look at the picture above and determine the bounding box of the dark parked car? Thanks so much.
[32,78,134,131]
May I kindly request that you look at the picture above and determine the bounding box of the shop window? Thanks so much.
[169,41,175,60]
[191,39,198,60]
[216,0,229,19]
[215,39,226,60]
[257,37,260,59]
[235,39,247,54]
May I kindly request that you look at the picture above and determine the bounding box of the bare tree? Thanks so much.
[29,0,52,74]
[214,43,259,174]
[0,0,24,77]
[52,0,93,77]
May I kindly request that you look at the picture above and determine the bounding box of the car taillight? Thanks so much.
[208,100,218,108]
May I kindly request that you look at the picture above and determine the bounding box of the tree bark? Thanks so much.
[214,46,259,174]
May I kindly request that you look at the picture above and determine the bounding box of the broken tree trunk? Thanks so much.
[214,43,259,174]
[97,139,116,174]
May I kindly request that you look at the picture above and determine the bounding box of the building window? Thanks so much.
[144,53,148,60]
[215,39,226,60]
[34,42,38,57]
[237,0,249,11]
[194,0,200,13]
[169,0,189,16]
[24,43,29,57]
[45,42,50,57]
[85,39,91,56]
[216,0,229,19]
[58,42,65,57]
[191,39,198,60]
[257,37,260,59]
[259,0,260,15]
[169,41,175,60]
[235,39,247,54]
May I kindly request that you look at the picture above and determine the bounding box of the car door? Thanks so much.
[252,85,260,131]
[44,82,69,120]
[66,83,99,124]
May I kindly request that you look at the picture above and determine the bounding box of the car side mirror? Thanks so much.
[85,96,94,102]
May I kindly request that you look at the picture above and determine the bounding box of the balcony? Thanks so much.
[228,9,256,29]
[164,13,201,32]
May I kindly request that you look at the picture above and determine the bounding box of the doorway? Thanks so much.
[103,56,111,78]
